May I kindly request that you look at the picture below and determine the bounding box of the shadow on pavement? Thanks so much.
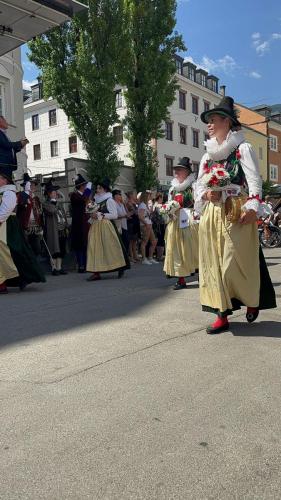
[230,321,281,338]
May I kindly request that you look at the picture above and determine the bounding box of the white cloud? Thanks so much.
[252,32,261,40]
[256,41,270,55]
[184,54,237,75]
[249,71,262,79]
[22,79,37,90]
[201,55,237,74]
[251,31,281,55]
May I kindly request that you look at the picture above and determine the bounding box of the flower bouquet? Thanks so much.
[86,201,99,214]
[159,200,181,222]
[202,162,231,191]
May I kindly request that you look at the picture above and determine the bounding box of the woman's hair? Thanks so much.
[154,192,163,202]
[139,191,150,204]
[126,190,135,199]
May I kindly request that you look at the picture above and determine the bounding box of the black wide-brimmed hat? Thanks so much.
[0,165,13,183]
[174,157,192,170]
[201,96,241,127]
[20,172,38,187]
[43,180,60,195]
[96,178,112,192]
[74,173,87,188]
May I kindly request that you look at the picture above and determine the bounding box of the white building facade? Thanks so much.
[0,48,27,179]
[24,57,226,186]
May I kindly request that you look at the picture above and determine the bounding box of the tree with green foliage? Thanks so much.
[118,0,185,191]
[28,0,123,184]
[262,180,279,198]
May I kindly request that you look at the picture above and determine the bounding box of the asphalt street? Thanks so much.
[0,248,281,500]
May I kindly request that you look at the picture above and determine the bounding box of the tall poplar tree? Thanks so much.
[28,0,123,183]
[119,0,185,191]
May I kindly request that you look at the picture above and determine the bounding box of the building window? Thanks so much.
[269,135,278,151]
[69,136,78,154]
[270,164,278,182]
[33,144,41,161]
[201,74,206,87]
[259,147,263,160]
[0,84,4,116]
[113,126,123,144]
[166,157,174,176]
[165,122,173,141]
[115,90,122,108]
[204,101,210,112]
[179,125,187,144]
[50,140,59,157]
[192,162,199,178]
[192,96,199,115]
[192,129,199,148]
[204,132,209,142]
[49,109,57,127]
[188,67,195,81]
[179,91,186,110]
[176,59,183,75]
[32,114,39,131]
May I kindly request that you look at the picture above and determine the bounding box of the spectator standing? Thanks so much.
[43,181,68,276]
[138,191,158,265]
[125,191,140,263]
[70,174,92,273]
[17,173,43,256]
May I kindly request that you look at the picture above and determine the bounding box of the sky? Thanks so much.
[22,0,281,107]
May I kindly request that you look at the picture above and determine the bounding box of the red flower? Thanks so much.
[216,170,225,176]
[174,193,184,207]
[210,176,219,185]
[236,150,241,159]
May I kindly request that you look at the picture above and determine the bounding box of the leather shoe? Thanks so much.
[173,283,187,290]
[87,274,101,282]
[206,322,229,334]
[246,309,259,323]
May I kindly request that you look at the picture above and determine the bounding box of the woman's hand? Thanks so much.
[204,191,222,203]
[92,212,99,220]
[239,209,258,224]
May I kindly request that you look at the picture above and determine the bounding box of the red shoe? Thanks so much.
[206,316,229,334]
[0,283,8,294]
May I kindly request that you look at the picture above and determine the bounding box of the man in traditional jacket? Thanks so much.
[17,173,43,256]
[0,115,28,169]
[70,174,92,273]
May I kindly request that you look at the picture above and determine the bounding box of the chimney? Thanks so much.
[220,85,226,97]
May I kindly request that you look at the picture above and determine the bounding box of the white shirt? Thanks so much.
[0,185,17,223]
[115,201,128,233]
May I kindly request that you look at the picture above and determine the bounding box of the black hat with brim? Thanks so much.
[0,165,14,183]
[75,173,87,188]
[20,172,38,187]
[97,178,112,192]
[201,96,241,127]
[43,181,60,194]
[174,157,192,170]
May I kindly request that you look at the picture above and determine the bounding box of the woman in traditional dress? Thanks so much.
[195,96,276,334]
[163,157,198,290]
[86,179,130,281]
[0,166,45,293]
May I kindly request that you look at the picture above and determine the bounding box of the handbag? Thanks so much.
[225,194,248,223]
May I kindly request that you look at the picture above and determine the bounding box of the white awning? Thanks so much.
[0,0,87,56]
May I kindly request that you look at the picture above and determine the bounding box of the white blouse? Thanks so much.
[0,185,17,223]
